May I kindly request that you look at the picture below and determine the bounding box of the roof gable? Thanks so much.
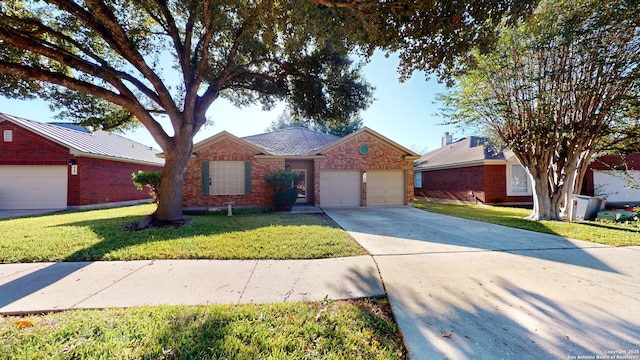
[0,113,164,166]
[192,130,269,155]
[414,136,506,170]
[315,127,420,157]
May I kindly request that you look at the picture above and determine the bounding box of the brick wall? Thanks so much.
[415,166,486,202]
[1,122,163,207]
[182,138,283,208]
[0,121,69,165]
[415,164,532,204]
[68,157,163,206]
[314,132,415,206]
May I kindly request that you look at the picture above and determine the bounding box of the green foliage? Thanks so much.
[131,171,162,204]
[440,0,640,220]
[0,204,366,263]
[264,171,302,193]
[273,188,300,212]
[264,171,303,211]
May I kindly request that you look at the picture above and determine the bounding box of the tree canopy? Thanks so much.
[0,0,538,223]
[441,0,640,220]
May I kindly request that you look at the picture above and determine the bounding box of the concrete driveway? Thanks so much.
[323,206,640,360]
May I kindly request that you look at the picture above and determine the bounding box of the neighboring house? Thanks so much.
[182,127,419,209]
[0,113,164,210]
[413,133,533,205]
[581,153,640,207]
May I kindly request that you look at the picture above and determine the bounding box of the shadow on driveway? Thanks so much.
[323,206,620,273]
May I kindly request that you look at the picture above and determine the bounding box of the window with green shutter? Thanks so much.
[202,161,251,195]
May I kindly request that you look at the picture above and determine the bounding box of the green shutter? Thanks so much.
[202,161,209,195]
[244,161,252,194]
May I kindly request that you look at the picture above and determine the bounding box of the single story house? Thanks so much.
[413,133,533,205]
[182,127,419,209]
[0,113,164,210]
[581,153,640,207]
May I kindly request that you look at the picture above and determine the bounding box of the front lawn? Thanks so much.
[0,204,366,263]
[415,199,640,246]
[0,298,406,359]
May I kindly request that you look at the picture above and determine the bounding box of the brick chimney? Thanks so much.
[442,132,453,147]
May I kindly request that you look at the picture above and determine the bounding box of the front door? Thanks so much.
[292,169,307,203]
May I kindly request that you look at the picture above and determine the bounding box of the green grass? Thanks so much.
[0,298,406,359]
[415,199,640,247]
[0,204,366,263]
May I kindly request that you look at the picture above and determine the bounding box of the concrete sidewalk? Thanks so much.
[0,257,384,315]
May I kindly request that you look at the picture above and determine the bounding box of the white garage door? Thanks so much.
[319,170,361,206]
[367,170,405,206]
[0,166,68,209]
[594,170,640,203]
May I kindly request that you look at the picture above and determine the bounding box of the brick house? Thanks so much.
[413,134,533,205]
[0,113,164,210]
[581,153,640,207]
[183,127,419,209]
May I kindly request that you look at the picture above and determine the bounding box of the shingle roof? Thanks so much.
[0,113,164,166]
[414,136,505,170]
[242,127,341,156]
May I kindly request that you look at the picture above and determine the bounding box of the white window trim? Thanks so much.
[3,130,12,142]
[506,161,533,196]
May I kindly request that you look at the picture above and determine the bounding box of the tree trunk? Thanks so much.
[527,166,555,220]
[152,138,194,223]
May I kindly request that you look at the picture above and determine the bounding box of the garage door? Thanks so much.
[319,170,361,206]
[594,170,640,203]
[367,170,405,206]
[0,166,68,209]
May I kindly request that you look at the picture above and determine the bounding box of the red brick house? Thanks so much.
[413,134,533,205]
[183,127,419,209]
[0,113,164,210]
[581,153,640,207]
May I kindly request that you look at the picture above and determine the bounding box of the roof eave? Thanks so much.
[71,152,165,166]
[415,159,506,171]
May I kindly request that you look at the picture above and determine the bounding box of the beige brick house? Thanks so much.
[183,127,419,210]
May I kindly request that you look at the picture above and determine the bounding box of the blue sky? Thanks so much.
[0,51,461,154]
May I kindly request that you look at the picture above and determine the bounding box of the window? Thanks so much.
[414,172,423,188]
[3,130,12,142]
[507,163,532,196]
[202,161,251,195]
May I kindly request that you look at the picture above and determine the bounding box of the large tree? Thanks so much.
[441,0,640,220]
[0,0,536,223]
[0,1,375,223]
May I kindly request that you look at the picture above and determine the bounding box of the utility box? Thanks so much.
[571,195,606,221]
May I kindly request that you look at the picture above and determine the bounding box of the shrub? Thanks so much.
[131,171,162,204]
[264,171,302,211]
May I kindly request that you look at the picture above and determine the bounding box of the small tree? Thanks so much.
[264,171,302,211]
[441,0,640,221]
[132,171,162,204]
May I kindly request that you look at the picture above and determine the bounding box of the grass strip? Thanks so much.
[0,299,406,359]
[415,199,640,246]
